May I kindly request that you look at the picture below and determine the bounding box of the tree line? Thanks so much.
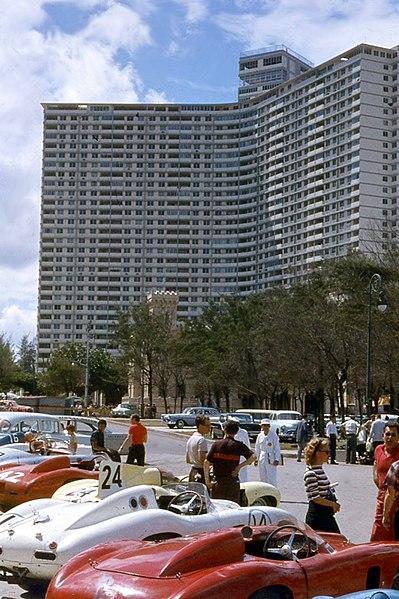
[2,253,399,420]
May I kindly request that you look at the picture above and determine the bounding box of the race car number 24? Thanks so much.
[100,463,123,491]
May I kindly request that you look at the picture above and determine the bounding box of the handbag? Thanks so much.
[325,486,338,503]
[366,437,373,453]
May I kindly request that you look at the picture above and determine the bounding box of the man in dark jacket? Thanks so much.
[90,419,121,462]
[296,414,311,462]
[204,419,255,504]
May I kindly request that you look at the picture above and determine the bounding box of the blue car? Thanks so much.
[315,591,399,599]
[161,406,220,429]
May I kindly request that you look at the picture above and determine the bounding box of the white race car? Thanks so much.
[0,462,293,591]
[53,461,281,508]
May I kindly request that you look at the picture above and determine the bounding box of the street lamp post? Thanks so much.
[84,321,93,408]
[365,274,387,415]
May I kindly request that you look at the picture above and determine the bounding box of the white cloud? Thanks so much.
[0,262,38,345]
[0,0,157,348]
[82,3,153,52]
[172,0,209,24]
[214,0,399,62]
[144,89,170,103]
[0,305,37,347]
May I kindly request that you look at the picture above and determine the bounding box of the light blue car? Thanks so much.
[315,591,399,599]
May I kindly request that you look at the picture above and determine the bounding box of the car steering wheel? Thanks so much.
[263,525,311,560]
[167,490,204,515]
[91,452,112,470]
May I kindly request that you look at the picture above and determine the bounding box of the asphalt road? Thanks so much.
[0,423,379,599]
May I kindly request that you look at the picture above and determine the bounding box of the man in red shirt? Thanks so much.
[204,420,255,504]
[119,414,148,466]
[370,421,399,541]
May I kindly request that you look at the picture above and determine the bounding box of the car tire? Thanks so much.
[249,586,290,599]
[251,495,278,507]
[176,419,185,429]
[20,579,49,594]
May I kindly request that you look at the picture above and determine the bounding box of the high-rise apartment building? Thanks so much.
[37,43,398,368]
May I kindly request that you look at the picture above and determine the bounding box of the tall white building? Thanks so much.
[37,43,398,368]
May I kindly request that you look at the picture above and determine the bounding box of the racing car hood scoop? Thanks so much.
[91,529,245,578]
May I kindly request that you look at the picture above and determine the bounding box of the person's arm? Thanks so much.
[203,458,214,489]
[198,450,207,466]
[312,495,341,513]
[118,433,131,453]
[232,453,256,478]
[382,485,396,530]
[373,460,379,488]
[71,436,78,454]
[273,434,281,465]
[254,435,261,463]
[91,432,106,452]
[305,471,340,513]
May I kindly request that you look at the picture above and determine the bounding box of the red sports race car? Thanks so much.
[46,522,399,599]
[0,455,100,510]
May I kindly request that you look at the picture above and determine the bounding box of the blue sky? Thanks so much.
[2,0,399,349]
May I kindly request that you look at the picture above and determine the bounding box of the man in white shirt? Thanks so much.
[186,415,211,483]
[255,419,281,487]
[342,415,359,464]
[369,414,387,451]
[326,416,338,464]
[231,417,251,483]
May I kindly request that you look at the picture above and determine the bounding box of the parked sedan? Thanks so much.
[46,522,399,599]
[211,412,261,441]
[110,402,139,418]
[161,406,220,429]
[0,413,128,454]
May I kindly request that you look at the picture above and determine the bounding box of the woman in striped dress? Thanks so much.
[303,437,341,533]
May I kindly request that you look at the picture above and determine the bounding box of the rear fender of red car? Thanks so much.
[160,528,245,577]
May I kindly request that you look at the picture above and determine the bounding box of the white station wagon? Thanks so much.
[0,412,127,454]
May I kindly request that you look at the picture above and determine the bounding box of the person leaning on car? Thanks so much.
[186,415,211,483]
[91,419,121,462]
[119,414,148,466]
[204,419,255,504]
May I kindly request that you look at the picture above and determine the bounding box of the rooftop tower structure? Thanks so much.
[238,45,313,101]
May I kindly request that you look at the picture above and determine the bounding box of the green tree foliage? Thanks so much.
[163,254,399,416]
[114,301,176,409]
[0,335,16,391]
[40,342,125,402]
[17,336,36,373]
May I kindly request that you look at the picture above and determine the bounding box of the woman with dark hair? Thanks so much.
[303,437,341,533]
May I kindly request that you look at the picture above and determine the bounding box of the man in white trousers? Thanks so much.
[231,417,251,483]
[255,418,281,487]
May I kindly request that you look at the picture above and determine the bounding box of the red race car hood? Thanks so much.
[90,528,245,578]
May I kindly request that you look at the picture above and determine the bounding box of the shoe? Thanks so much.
[297,459,301,462]
[331,461,339,465]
